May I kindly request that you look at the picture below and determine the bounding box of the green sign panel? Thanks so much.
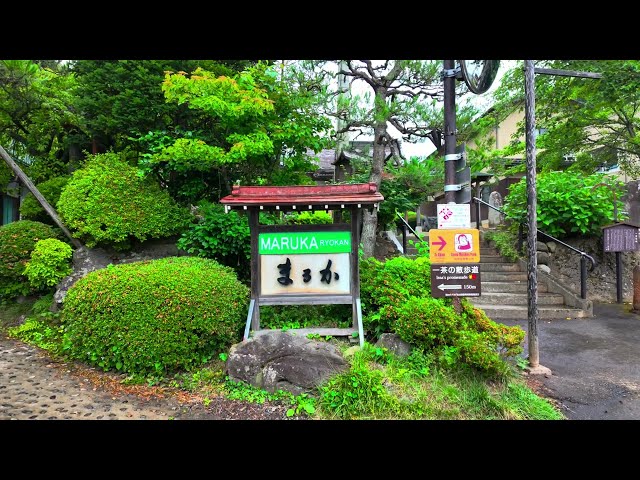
[259,231,351,255]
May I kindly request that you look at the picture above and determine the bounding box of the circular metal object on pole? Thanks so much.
[459,60,501,94]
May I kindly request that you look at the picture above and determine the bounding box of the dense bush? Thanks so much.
[359,255,432,337]
[358,255,525,377]
[260,304,352,330]
[62,256,249,376]
[57,152,189,250]
[459,299,525,358]
[23,238,73,290]
[177,202,251,280]
[503,171,625,238]
[19,176,70,224]
[177,202,283,282]
[0,221,61,299]
[391,296,524,377]
[392,296,460,348]
[483,229,521,261]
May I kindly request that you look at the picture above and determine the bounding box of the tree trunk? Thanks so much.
[0,144,83,248]
[361,112,387,258]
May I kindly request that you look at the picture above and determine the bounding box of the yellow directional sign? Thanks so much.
[429,229,480,264]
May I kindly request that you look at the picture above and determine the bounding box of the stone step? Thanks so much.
[482,271,528,282]
[479,262,521,272]
[479,255,510,263]
[480,248,500,256]
[475,292,564,305]
[467,303,590,320]
[482,282,548,293]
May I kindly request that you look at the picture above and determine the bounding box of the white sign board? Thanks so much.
[260,253,351,296]
[437,204,471,229]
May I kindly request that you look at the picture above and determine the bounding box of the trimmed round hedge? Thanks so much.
[57,152,189,250]
[0,220,62,299]
[62,256,249,376]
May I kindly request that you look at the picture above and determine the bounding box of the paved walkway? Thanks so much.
[501,301,640,420]
[0,337,187,420]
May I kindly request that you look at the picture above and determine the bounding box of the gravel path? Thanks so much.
[0,335,292,421]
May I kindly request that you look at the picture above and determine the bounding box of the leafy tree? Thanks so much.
[0,60,81,182]
[472,60,640,178]
[70,60,252,155]
[288,60,479,258]
[144,62,332,204]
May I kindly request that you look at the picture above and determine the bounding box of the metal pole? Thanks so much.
[518,223,524,254]
[476,184,482,229]
[524,60,540,369]
[581,256,587,299]
[402,224,407,255]
[444,60,457,204]
[616,252,623,303]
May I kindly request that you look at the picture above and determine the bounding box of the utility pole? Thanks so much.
[524,63,602,374]
[443,60,457,204]
[524,60,545,372]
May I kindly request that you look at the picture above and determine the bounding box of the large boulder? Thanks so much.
[375,333,412,358]
[226,331,349,396]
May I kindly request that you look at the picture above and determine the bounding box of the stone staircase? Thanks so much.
[468,238,592,320]
[389,228,592,320]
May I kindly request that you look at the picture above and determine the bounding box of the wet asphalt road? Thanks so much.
[500,301,640,420]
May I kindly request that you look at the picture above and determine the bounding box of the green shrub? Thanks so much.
[23,238,73,290]
[503,171,625,238]
[57,152,189,250]
[283,210,333,225]
[62,256,249,376]
[392,296,461,349]
[0,220,61,299]
[483,229,520,261]
[19,176,70,224]
[359,255,432,337]
[260,304,352,330]
[8,316,64,354]
[459,299,525,358]
[177,202,252,281]
[455,330,511,378]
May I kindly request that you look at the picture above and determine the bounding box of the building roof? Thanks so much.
[601,221,640,230]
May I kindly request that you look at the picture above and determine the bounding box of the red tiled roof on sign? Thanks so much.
[220,182,384,211]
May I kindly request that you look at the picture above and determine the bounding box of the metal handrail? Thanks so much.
[473,196,596,299]
[395,211,427,254]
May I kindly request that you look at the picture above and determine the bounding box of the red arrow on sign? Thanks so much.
[432,236,447,251]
